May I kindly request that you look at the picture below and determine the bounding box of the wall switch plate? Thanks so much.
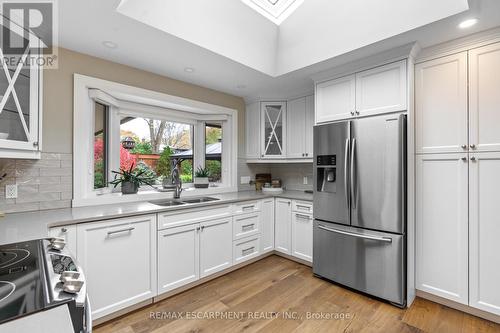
[303,176,308,185]
[240,176,251,184]
[5,184,18,199]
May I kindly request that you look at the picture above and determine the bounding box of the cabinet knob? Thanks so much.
[470,144,476,149]
[471,156,476,161]
[33,142,39,147]
[61,227,67,233]
[305,153,308,157]
[461,157,467,162]
[355,111,360,115]
[350,111,354,116]
[461,145,467,149]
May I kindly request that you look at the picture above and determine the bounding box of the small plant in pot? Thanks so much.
[194,166,210,188]
[109,164,155,194]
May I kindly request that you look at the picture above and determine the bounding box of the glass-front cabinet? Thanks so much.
[260,101,286,159]
[0,28,42,159]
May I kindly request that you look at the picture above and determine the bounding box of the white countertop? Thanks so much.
[0,190,313,245]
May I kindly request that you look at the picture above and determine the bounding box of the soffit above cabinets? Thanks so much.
[240,0,305,25]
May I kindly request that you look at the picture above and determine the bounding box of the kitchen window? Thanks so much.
[73,75,238,207]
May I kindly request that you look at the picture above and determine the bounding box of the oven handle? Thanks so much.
[85,295,92,333]
[317,225,392,243]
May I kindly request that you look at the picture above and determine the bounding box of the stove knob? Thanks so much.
[49,239,66,251]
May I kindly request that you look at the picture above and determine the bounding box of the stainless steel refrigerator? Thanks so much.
[313,113,407,307]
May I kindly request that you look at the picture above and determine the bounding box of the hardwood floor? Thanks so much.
[94,256,500,333]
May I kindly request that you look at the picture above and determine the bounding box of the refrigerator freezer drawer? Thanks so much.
[313,220,406,306]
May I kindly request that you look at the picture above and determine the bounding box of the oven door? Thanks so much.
[313,220,406,306]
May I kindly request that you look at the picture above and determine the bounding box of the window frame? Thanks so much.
[73,74,238,207]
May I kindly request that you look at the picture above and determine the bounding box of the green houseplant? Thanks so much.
[194,166,210,188]
[109,164,155,194]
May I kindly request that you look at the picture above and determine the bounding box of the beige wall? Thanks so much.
[43,47,246,154]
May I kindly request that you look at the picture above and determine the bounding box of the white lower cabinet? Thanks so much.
[233,235,260,264]
[48,225,77,257]
[291,212,313,262]
[469,152,500,315]
[76,215,157,319]
[199,217,233,278]
[158,223,199,293]
[260,198,275,253]
[416,154,469,304]
[275,198,292,254]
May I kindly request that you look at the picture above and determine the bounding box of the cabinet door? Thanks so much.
[415,53,468,154]
[275,198,292,254]
[77,215,157,319]
[304,95,314,157]
[0,38,41,155]
[199,217,233,278]
[355,60,407,116]
[469,43,500,152]
[286,97,306,158]
[291,212,313,262]
[416,154,468,304]
[469,152,500,315]
[158,223,199,294]
[245,102,260,159]
[315,75,355,124]
[260,198,275,253]
[261,101,286,158]
[48,225,77,257]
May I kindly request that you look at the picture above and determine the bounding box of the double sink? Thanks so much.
[149,197,220,207]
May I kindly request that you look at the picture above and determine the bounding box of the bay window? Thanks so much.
[73,75,238,207]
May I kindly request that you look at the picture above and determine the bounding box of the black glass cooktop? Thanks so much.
[0,240,47,324]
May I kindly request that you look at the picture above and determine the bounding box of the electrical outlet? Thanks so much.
[240,176,251,184]
[303,176,308,185]
[5,184,18,199]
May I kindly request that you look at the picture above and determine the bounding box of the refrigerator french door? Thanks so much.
[313,113,407,307]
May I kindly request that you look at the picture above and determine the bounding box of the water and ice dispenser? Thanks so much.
[316,155,337,192]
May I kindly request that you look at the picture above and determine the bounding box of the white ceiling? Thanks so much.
[58,0,500,103]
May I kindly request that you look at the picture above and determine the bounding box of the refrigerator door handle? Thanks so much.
[344,138,350,209]
[317,224,393,243]
[350,138,357,208]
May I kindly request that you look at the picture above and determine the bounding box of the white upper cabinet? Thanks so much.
[315,74,355,123]
[286,95,314,159]
[469,43,500,152]
[76,215,157,319]
[261,101,287,158]
[416,154,469,305]
[469,152,500,315]
[305,95,314,156]
[355,60,407,116]
[245,102,261,159]
[0,37,42,159]
[415,52,468,154]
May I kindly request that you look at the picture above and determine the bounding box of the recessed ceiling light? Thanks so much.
[184,67,195,73]
[102,41,118,49]
[458,18,478,29]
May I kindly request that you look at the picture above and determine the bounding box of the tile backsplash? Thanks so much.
[0,153,72,213]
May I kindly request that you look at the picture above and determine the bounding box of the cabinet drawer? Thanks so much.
[292,200,313,214]
[158,205,231,230]
[233,236,260,264]
[233,212,260,240]
[232,201,261,215]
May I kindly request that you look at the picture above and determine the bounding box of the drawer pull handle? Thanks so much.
[242,223,255,231]
[295,213,312,220]
[296,205,311,211]
[107,227,135,236]
[242,246,255,256]
[242,205,255,210]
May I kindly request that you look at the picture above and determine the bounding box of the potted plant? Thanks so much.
[194,166,210,188]
[109,164,155,194]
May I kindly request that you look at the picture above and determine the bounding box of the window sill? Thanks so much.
[72,185,238,208]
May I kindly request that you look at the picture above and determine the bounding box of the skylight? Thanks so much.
[241,0,304,25]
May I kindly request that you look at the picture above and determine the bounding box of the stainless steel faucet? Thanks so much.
[171,162,182,199]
